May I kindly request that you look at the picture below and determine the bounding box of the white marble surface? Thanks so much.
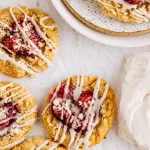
[0,0,150,149]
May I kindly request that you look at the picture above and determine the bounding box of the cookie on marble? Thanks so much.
[0,82,37,149]
[97,0,150,23]
[42,75,116,149]
[0,6,58,78]
[12,137,67,150]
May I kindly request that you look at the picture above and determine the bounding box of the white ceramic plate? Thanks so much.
[51,0,150,47]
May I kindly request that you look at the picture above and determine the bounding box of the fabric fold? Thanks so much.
[118,52,150,150]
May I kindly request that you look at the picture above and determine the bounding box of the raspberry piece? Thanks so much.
[124,0,142,4]
[0,121,10,130]
[51,83,95,133]
[56,84,74,99]
[3,20,42,56]
[0,100,19,132]
[7,105,18,117]
[4,36,18,53]
[78,91,93,109]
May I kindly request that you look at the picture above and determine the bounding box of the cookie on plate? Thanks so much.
[42,75,116,149]
[97,0,150,23]
[0,6,58,78]
[12,137,67,150]
[0,82,37,149]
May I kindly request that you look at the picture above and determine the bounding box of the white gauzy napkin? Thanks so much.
[118,52,150,150]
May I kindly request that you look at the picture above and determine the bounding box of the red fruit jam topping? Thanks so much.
[124,0,142,4]
[0,98,19,133]
[3,20,42,56]
[51,83,96,133]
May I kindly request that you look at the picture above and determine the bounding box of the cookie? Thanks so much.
[42,75,116,149]
[0,82,37,149]
[97,0,150,23]
[12,137,67,150]
[0,6,58,78]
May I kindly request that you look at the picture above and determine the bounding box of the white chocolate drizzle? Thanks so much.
[0,85,22,97]
[20,58,40,73]
[30,17,56,53]
[0,29,6,38]
[40,16,57,30]
[54,122,62,141]
[0,22,12,31]
[17,105,37,122]
[60,125,67,143]
[98,0,139,9]
[0,82,14,91]
[68,128,76,149]
[48,143,59,150]
[31,139,61,150]
[73,75,84,101]
[36,139,50,150]
[42,82,61,115]
[0,138,24,150]
[1,87,25,104]
[14,92,31,105]
[49,124,67,150]
[61,78,70,120]
[72,133,82,149]
[0,50,37,76]
[17,118,37,128]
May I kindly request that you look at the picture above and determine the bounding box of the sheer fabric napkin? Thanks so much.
[118,52,150,150]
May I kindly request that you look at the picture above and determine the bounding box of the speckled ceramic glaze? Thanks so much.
[64,0,150,34]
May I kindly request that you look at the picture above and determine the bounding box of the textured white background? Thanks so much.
[0,0,149,149]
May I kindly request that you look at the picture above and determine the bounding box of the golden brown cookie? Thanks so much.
[0,82,37,149]
[12,137,67,150]
[42,75,116,149]
[97,0,150,23]
[0,6,58,78]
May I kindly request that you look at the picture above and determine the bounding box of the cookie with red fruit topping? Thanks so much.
[0,82,37,149]
[97,0,150,23]
[12,137,68,150]
[42,75,116,149]
[0,6,58,78]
